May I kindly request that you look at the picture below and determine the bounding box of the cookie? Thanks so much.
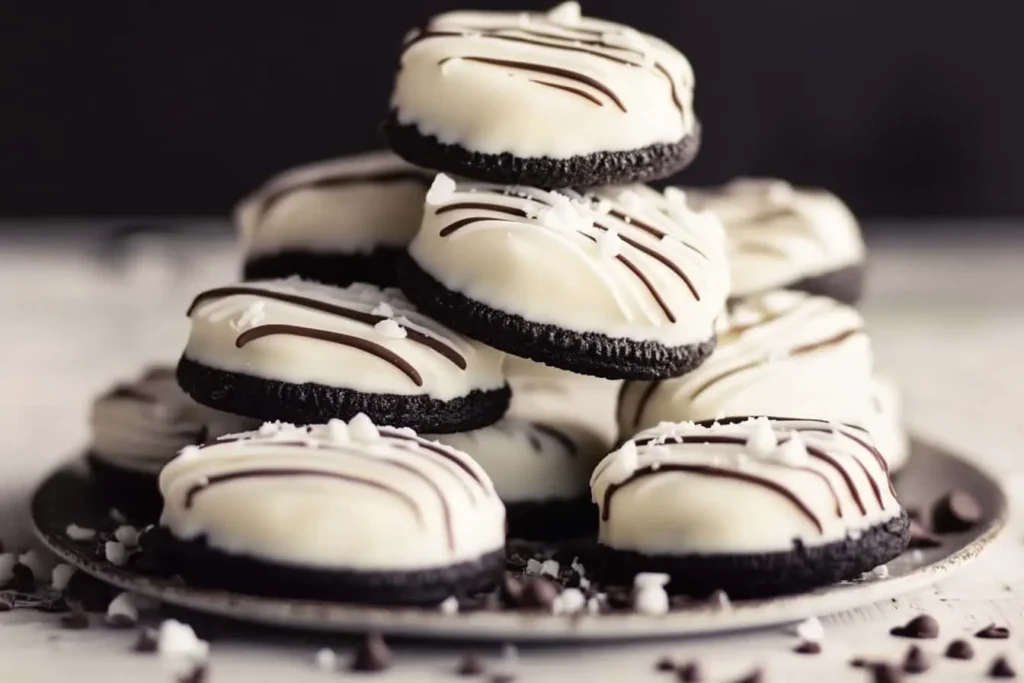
[158,418,506,604]
[385,3,701,188]
[590,418,909,598]
[88,365,256,517]
[866,374,910,473]
[177,279,509,432]
[235,151,431,287]
[429,417,609,541]
[399,179,729,380]
[685,179,866,304]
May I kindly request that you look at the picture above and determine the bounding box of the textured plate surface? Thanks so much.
[32,440,1006,643]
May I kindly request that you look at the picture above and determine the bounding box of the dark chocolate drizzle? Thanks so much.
[578,232,675,322]
[235,324,423,386]
[629,380,663,429]
[532,424,577,455]
[592,223,700,300]
[253,168,428,223]
[187,285,467,370]
[382,429,487,488]
[439,216,517,237]
[530,79,603,106]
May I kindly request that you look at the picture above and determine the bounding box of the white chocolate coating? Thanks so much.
[235,151,430,258]
[409,180,730,345]
[90,367,255,474]
[685,179,865,298]
[865,374,910,472]
[182,279,506,401]
[618,290,873,435]
[390,3,697,158]
[159,418,505,570]
[591,418,902,555]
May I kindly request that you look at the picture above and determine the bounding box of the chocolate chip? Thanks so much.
[794,641,822,655]
[731,669,763,683]
[932,491,982,533]
[890,615,940,639]
[133,627,159,653]
[456,654,485,676]
[350,631,391,672]
[489,675,515,683]
[177,664,208,683]
[850,657,869,668]
[944,639,974,660]
[519,577,558,610]
[989,656,1017,679]
[60,609,89,630]
[655,656,676,671]
[8,564,35,593]
[906,520,942,549]
[976,624,1011,639]
[871,663,903,683]
[676,662,702,681]
[902,645,930,673]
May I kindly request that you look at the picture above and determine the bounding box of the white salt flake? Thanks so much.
[326,418,349,444]
[374,318,407,339]
[258,421,282,436]
[229,301,266,332]
[177,444,201,460]
[871,564,890,580]
[348,413,380,442]
[315,648,337,671]
[106,592,139,626]
[771,433,809,466]
[525,558,544,576]
[105,541,129,566]
[570,557,586,577]
[158,619,209,661]
[540,560,560,578]
[0,553,16,583]
[114,525,140,548]
[371,302,395,318]
[66,524,96,542]
[51,563,76,591]
[554,588,586,615]
[614,441,639,478]
[745,417,778,455]
[547,1,581,25]
[439,596,459,615]
[425,173,456,205]
[597,229,622,258]
[794,616,825,642]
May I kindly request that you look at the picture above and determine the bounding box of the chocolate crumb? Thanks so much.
[133,627,159,653]
[178,663,208,683]
[976,624,1011,639]
[350,631,391,672]
[931,491,982,533]
[731,669,763,683]
[902,645,930,673]
[794,641,822,655]
[60,608,89,630]
[906,520,942,549]
[519,577,558,610]
[871,663,903,683]
[456,654,486,676]
[655,656,675,671]
[850,657,869,668]
[989,656,1017,679]
[890,615,940,639]
[676,662,702,681]
[8,563,35,593]
[944,639,974,660]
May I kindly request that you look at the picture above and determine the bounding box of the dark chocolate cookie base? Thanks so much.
[86,454,163,522]
[176,356,510,434]
[155,528,506,605]
[506,497,597,542]
[384,113,702,189]
[728,264,866,308]
[242,247,404,289]
[597,512,909,599]
[397,254,716,381]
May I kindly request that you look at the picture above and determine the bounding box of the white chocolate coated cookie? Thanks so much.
[409,179,729,346]
[159,418,506,571]
[591,417,902,555]
[390,3,697,158]
[182,279,506,401]
[618,290,873,435]
[865,373,910,472]
[235,151,430,258]
[685,178,865,299]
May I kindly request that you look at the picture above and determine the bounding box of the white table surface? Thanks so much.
[2,222,1023,682]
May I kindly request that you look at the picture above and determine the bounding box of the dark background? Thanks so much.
[4,1,1023,219]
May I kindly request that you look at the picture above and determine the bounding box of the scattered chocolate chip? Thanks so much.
[902,645,930,673]
[64,572,115,612]
[519,577,559,610]
[871,663,903,683]
[906,520,942,549]
[794,641,822,655]
[8,564,35,593]
[989,657,1017,679]
[890,615,940,639]
[731,669,763,683]
[133,627,159,653]
[500,574,524,606]
[490,675,515,683]
[655,656,676,671]
[60,609,89,630]
[676,662,702,681]
[976,624,1011,640]
[850,657,869,668]
[177,663,208,683]
[350,631,391,672]
[456,654,485,676]
[932,491,982,533]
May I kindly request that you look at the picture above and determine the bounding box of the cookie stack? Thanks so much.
[87,2,910,603]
